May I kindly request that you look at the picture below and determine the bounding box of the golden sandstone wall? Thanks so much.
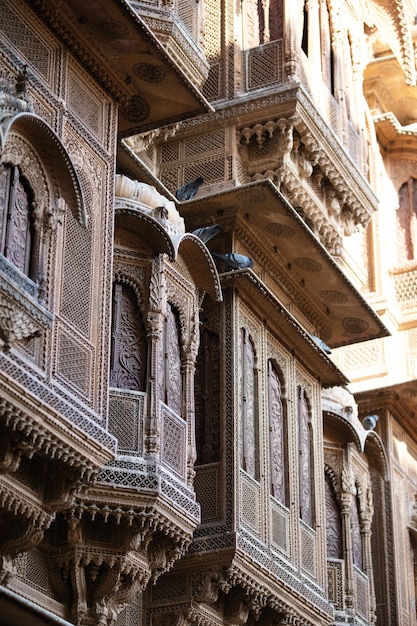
[2,1,417,625]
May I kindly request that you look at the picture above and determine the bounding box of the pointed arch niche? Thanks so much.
[240,327,259,481]
[298,385,315,527]
[267,359,289,506]
[0,109,87,347]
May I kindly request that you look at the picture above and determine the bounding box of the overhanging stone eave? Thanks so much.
[181,179,389,350]
[34,0,212,135]
[187,83,378,223]
[139,11,210,87]
[232,546,335,625]
[355,380,417,439]
[0,586,73,626]
[374,111,417,151]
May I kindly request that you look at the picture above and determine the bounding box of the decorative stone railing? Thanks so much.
[355,565,370,621]
[327,559,371,622]
[327,558,344,610]
[108,388,145,455]
[243,41,363,174]
[391,262,417,309]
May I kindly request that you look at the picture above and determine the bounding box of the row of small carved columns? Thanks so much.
[285,0,365,157]
[145,255,198,486]
[340,446,376,624]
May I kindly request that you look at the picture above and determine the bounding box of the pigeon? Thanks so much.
[310,335,332,355]
[362,415,378,431]
[175,177,204,201]
[191,224,223,243]
[211,252,254,270]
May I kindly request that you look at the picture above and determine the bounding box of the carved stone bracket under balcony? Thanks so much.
[0,256,52,349]
[48,500,194,625]
[185,565,316,626]
[0,474,54,586]
[0,396,100,483]
[238,111,376,254]
[50,544,151,626]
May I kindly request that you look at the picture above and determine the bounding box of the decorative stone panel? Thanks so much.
[0,256,52,348]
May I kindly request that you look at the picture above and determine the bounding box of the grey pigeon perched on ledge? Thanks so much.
[175,177,203,201]
[362,415,378,430]
[191,224,223,243]
[212,252,254,270]
[310,335,332,355]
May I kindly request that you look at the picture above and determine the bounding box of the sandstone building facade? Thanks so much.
[0,1,416,625]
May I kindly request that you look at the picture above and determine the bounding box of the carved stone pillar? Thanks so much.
[328,6,349,144]
[182,307,200,486]
[145,256,166,456]
[360,483,377,624]
[341,456,355,609]
[305,0,321,69]
[348,29,364,131]
[261,0,270,43]
[283,0,304,80]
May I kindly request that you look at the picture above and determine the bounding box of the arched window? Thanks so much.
[269,0,284,41]
[0,163,37,279]
[240,328,259,479]
[110,282,147,391]
[160,302,182,415]
[243,0,283,48]
[195,328,221,465]
[301,1,309,56]
[298,386,314,526]
[397,178,417,263]
[325,471,343,559]
[268,360,288,505]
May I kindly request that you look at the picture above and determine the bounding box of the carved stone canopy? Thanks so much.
[115,174,185,233]
[181,179,389,348]
[365,2,417,88]
[115,175,223,302]
[32,0,211,136]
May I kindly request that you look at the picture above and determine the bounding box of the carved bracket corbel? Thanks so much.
[0,430,34,473]
[223,588,249,626]
[192,568,223,604]
[0,496,50,586]
[148,531,190,583]
[50,547,151,626]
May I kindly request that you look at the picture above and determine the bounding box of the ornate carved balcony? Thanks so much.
[126,0,210,88]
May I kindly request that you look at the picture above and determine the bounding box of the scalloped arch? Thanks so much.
[364,430,389,478]
[115,207,176,260]
[323,411,363,451]
[177,233,222,302]
[0,112,87,226]
[113,269,146,311]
